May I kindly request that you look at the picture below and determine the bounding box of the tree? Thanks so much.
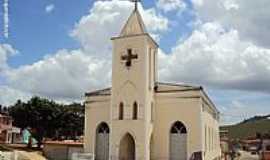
[58,103,84,139]
[8,97,84,148]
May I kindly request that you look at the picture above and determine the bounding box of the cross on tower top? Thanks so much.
[130,0,141,10]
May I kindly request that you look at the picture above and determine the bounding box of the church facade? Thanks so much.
[84,4,221,160]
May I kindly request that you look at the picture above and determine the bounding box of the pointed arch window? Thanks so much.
[119,102,124,120]
[169,121,188,160]
[133,102,138,120]
[170,121,187,134]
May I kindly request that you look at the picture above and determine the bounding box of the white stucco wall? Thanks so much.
[153,91,203,159]
[201,94,221,160]
[84,96,111,154]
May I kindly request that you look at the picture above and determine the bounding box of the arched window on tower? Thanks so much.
[119,102,124,120]
[133,102,138,120]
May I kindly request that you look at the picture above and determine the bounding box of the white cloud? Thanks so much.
[191,0,203,7]
[0,44,17,73]
[45,4,55,13]
[1,0,168,104]
[159,22,270,93]
[0,86,31,106]
[157,0,187,12]
[5,49,111,100]
[71,0,168,57]
[3,0,9,38]
[220,100,270,125]
[223,0,239,10]
[2,0,270,115]
[191,0,270,48]
[205,89,270,125]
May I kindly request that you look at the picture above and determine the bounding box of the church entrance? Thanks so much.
[169,121,187,160]
[119,133,135,160]
[95,122,110,160]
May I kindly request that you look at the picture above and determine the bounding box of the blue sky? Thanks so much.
[1,0,270,125]
[1,0,90,67]
[1,0,195,66]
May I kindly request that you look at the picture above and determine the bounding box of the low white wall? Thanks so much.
[43,142,83,160]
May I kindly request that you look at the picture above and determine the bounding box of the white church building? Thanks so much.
[84,2,221,160]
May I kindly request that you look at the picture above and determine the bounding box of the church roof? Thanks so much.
[85,82,219,114]
[85,87,111,97]
[119,9,147,36]
[85,82,201,97]
[154,82,202,93]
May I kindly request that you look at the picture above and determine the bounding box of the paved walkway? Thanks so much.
[0,150,47,160]
[15,151,47,160]
[0,144,47,160]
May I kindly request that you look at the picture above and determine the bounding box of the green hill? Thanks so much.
[220,116,270,139]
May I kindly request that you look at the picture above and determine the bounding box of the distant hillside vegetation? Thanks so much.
[220,115,270,139]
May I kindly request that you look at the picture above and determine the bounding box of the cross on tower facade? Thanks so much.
[121,49,138,67]
[130,0,141,10]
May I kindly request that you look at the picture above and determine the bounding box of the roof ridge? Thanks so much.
[157,82,201,88]
[135,9,147,33]
[85,87,111,96]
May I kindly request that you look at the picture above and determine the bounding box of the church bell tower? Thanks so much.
[110,1,158,160]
